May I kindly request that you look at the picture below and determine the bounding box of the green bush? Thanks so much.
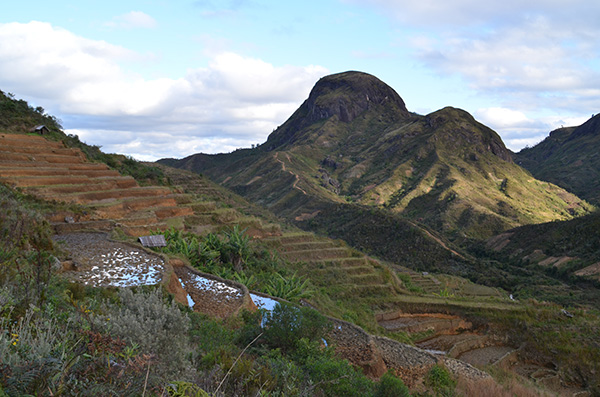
[425,364,456,396]
[102,288,193,379]
[303,352,375,397]
[165,381,209,396]
[263,302,331,353]
[264,350,304,396]
[375,370,410,397]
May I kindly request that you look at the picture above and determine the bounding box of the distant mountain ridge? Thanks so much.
[160,71,592,242]
[515,113,600,204]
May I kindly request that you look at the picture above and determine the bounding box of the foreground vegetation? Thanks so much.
[0,184,419,396]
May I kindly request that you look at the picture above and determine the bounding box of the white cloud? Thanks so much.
[0,21,327,160]
[416,19,600,100]
[475,107,591,151]
[106,11,157,29]
[352,0,600,106]
[476,107,532,129]
[347,0,600,149]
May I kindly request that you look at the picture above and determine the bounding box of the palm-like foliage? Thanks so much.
[222,225,251,272]
[265,272,313,302]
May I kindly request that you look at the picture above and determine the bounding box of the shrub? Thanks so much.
[265,350,304,397]
[263,302,331,353]
[425,364,456,396]
[102,288,193,379]
[303,352,375,397]
[166,381,210,396]
[374,370,410,397]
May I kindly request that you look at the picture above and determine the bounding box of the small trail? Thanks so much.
[407,220,466,260]
[274,152,308,195]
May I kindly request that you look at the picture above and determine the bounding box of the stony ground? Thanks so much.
[53,232,166,287]
[174,266,245,318]
[457,345,515,367]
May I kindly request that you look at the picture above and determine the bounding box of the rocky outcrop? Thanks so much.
[264,71,410,148]
[373,335,438,387]
[327,318,387,378]
[303,71,409,124]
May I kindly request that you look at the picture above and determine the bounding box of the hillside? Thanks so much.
[2,89,600,395]
[162,71,592,242]
[515,113,600,204]
[483,212,600,289]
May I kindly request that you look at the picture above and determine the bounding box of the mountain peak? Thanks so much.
[305,71,409,123]
[426,107,513,162]
[569,112,600,140]
[264,71,410,148]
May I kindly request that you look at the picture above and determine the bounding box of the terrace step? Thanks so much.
[0,166,121,178]
[117,213,159,227]
[342,265,378,276]
[263,233,316,245]
[189,201,218,212]
[172,194,195,205]
[280,247,350,262]
[313,257,369,267]
[52,220,115,234]
[0,175,96,187]
[378,313,471,334]
[348,273,383,284]
[153,205,195,219]
[0,161,109,170]
[194,208,241,222]
[0,134,65,149]
[350,283,396,297]
[278,241,337,252]
[120,223,171,237]
[67,186,173,204]
[0,145,84,157]
[24,178,139,195]
[184,214,217,226]
[0,150,84,163]
[91,196,179,219]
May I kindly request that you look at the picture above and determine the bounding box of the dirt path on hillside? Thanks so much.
[407,220,466,260]
[274,152,308,195]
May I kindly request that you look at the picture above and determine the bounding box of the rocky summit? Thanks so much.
[162,71,592,242]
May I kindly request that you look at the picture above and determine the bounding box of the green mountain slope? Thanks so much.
[162,71,592,240]
[515,113,600,204]
[479,212,600,304]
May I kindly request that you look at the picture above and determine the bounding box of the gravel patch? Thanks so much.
[54,232,165,287]
[174,266,244,318]
[458,345,515,367]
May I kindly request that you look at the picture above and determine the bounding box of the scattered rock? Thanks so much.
[561,309,574,318]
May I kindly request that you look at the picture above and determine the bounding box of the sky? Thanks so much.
[1,1,599,161]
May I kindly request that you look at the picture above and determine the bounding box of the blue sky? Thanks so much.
[1,0,599,160]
